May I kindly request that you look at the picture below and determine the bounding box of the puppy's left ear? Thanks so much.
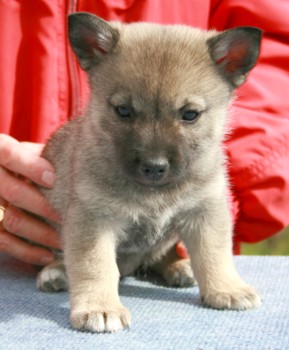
[68,12,120,70]
[207,27,262,87]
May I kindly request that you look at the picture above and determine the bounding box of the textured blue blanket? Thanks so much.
[0,254,288,350]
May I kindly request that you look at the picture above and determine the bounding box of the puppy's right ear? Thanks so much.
[68,13,120,70]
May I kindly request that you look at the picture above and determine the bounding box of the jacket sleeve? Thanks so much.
[210,0,289,251]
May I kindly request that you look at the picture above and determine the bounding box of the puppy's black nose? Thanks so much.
[140,159,169,182]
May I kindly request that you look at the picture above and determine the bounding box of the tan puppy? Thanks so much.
[37,13,262,333]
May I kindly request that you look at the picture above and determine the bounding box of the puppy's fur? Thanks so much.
[37,13,262,333]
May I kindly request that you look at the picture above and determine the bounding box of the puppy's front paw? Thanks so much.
[203,284,262,310]
[71,303,131,333]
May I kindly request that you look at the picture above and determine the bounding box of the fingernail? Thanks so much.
[41,170,55,187]
[41,256,54,265]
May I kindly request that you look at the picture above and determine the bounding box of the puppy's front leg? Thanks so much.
[63,212,131,333]
[182,198,262,310]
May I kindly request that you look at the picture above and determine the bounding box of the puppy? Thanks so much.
[37,12,262,333]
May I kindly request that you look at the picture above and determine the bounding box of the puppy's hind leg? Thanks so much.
[151,245,197,288]
[37,259,68,292]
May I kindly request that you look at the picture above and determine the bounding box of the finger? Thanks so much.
[0,230,55,266]
[3,205,61,250]
[0,166,60,222]
[0,134,55,188]
[21,142,45,154]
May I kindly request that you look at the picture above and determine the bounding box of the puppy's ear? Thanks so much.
[207,27,262,87]
[68,12,120,70]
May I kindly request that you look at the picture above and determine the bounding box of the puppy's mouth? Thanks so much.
[123,171,181,191]
[131,178,174,190]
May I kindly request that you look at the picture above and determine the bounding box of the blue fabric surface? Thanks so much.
[0,254,288,350]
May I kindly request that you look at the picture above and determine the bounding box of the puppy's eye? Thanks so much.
[182,110,200,122]
[115,106,131,118]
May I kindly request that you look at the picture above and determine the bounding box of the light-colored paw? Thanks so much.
[203,284,262,310]
[37,263,68,292]
[163,259,196,288]
[71,303,131,333]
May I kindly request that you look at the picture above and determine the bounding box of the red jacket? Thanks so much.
[1,0,289,253]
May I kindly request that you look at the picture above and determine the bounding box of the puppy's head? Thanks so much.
[69,13,262,190]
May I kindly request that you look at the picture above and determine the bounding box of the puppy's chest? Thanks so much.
[117,211,175,254]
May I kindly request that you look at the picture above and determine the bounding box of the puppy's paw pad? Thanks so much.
[37,264,68,292]
[164,259,196,288]
[71,305,131,333]
[203,285,262,310]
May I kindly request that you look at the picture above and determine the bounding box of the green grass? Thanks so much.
[242,226,289,255]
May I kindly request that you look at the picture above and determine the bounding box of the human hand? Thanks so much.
[0,134,61,266]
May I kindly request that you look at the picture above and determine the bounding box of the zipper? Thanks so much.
[67,0,81,119]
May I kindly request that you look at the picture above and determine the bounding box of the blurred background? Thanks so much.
[242,226,289,255]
